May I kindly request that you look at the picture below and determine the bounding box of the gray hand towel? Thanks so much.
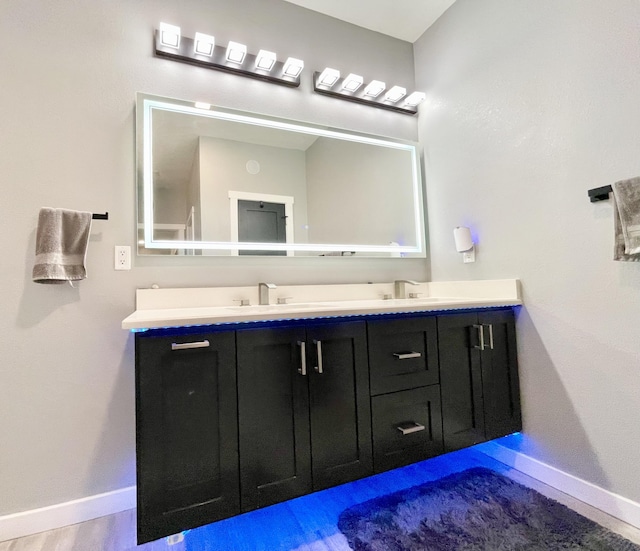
[612,177,640,262]
[32,208,93,284]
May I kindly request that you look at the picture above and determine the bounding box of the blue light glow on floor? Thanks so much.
[162,444,521,551]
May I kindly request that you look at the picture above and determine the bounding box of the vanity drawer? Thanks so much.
[367,317,439,395]
[371,386,443,473]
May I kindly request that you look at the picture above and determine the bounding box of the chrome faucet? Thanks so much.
[394,279,419,299]
[259,282,277,305]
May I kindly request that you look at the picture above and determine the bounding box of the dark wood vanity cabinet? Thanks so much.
[236,320,372,512]
[135,330,240,544]
[134,308,520,544]
[368,317,443,473]
[438,309,521,452]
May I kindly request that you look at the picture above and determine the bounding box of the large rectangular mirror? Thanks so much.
[136,92,426,257]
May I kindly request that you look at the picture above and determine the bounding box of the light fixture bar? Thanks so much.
[313,71,419,115]
[154,30,302,87]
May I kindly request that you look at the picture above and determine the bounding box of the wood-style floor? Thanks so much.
[2,446,640,551]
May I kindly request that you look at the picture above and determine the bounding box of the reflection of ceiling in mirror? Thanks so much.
[153,109,319,192]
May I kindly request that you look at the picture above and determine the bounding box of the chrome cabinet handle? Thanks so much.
[298,341,307,376]
[473,324,485,351]
[486,324,494,350]
[314,339,323,373]
[171,340,210,351]
[393,351,422,360]
[396,422,425,435]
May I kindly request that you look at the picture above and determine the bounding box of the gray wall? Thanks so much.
[415,0,640,501]
[198,137,308,245]
[0,0,421,516]
[306,138,417,247]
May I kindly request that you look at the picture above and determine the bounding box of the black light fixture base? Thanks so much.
[154,32,301,88]
[312,72,418,115]
[587,185,613,202]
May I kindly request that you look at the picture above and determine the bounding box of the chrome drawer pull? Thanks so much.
[171,340,210,351]
[393,351,422,360]
[298,341,307,376]
[171,341,209,350]
[396,422,425,435]
[313,339,323,374]
[473,324,485,351]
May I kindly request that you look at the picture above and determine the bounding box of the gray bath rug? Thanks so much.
[338,467,640,550]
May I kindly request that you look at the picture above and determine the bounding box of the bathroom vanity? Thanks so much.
[123,280,522,544]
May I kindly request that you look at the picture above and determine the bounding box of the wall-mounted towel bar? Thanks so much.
[92,212,109,220]
[588,186,612,202]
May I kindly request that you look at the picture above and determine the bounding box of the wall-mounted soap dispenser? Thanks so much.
[454,226,475,263]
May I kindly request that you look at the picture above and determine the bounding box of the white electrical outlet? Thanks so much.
[114,245,131,270]
[462,248,476,263]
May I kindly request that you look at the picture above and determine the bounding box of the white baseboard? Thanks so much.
[477,440,640,530]
[0,485,136,542]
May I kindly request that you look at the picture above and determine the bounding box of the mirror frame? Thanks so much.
[137,92,426,256]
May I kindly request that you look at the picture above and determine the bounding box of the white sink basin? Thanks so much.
[221,297,471,315]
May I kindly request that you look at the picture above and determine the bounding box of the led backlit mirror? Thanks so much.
[136,92,426,257]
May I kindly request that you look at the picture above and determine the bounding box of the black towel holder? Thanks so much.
[587,186,612,203]
[92,212,109,220]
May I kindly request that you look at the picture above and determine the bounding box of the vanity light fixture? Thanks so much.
[317,67,341,87]
[341,73,363,93]
[159,22,181,48]
[256,49,277,71]
[313,70,423,115]
[226,41,247,64]
[384,85,406,103]
[153,24,303,87]
[363,80,386,98]
[194,102,211,109]
[283,57,304,77]
[194,32,215,56]
[404,91,426,107]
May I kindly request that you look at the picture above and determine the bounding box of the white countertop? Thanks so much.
[122,279,521,330]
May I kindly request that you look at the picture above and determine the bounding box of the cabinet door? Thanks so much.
[237,326,311,512]
[135,331,239,544]
[438,313,486,452]
[307,322,373,490]
[368,317,439,395]
[478,310,522,439]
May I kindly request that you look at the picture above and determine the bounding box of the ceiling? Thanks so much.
[281,0,457,43]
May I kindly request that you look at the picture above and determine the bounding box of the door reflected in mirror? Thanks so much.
[237,199,287,256]
[136,93,426,257]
